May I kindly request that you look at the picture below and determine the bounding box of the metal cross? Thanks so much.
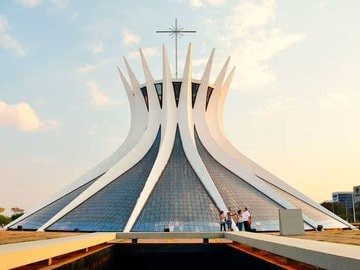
[156,18,196,78]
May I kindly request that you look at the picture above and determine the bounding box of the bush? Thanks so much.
[11,213,24,221]
[0,215,11,226]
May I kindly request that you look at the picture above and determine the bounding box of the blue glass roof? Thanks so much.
[9,175,101,230]
[46,129,161,232]
[132,127,219,232]
[195,130,285,231]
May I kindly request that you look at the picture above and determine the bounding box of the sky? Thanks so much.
[1,0,359,216]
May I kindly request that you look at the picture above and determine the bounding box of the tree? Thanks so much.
[11,207,24,221]
[321,201,348,221]
[0,207,11,226]
[355,202,360,222]
[0,215,11,226]
[11,207,24,214]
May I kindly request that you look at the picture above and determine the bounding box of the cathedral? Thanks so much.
[7,44,352,232]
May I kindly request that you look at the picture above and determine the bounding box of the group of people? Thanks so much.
[219,207,252,232]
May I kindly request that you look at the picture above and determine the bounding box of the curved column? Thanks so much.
[6,67,146,229]
[207,65,351,227]
[38,57,161,231]
[177,44,228,215]
[124,46,177,232]
[206,57,229,141]
[193,53,318,227]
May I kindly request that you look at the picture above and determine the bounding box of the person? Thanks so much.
[243,207,252,232]
[236,209,243,231]
[226,207,234,231]
[219,210,226,231]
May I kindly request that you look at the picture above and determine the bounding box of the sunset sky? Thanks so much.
[1,0,359,215]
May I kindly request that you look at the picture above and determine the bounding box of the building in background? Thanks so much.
[353,186,360,204]
[332,192,354,222]
[332,192,354,209]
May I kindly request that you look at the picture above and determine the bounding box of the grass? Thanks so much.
[0,231,82,245]
[287,229,360,246]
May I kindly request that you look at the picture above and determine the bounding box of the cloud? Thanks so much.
[232,30,305,89]
[201,0,305,90]
[32,157,52,165]
[93,41,103,54]
[319,91,360,107]
[127,47,158,59]
[16,0,41,7]
[52,0,68,9]
[238,30,305,64]
[77,64,99,74]
[77,61,105,74]
[189,0,225,8]
[192,57,208,67]
[87,82,112,106]
[122,30,141,45]
[236,63,276,90]
[0,17,26,57]
[0,100,60,131]
[230,0,276,34]
[253,97,294,116]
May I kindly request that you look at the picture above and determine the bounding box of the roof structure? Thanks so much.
[6,44,353,232]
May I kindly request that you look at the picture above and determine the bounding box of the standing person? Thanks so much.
[219,210,226,231]
[226,207,234,231]
[236,209,243,231]
[243,207,252,232]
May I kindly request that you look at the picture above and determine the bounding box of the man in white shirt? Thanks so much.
[243,207,252,232]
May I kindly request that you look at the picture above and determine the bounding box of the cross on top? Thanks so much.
[156,18,197,78]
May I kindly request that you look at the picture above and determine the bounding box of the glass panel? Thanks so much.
[46,129,161,232]
[154,83,163,108]
[205,87,214,111]
[172,82,182,107]
[191,83,200,108]
[9,175,102,230]
[140,86,149,111]
[195,130,283,231]
[260,177,347,228]
[132,127,219,232]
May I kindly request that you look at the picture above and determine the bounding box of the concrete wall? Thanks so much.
[279,209,305,236]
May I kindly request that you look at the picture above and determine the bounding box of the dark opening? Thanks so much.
[191,83,200,108]
[140,86,149,111]
[172,82,182,107]
[111,244,284,270]
[154,83,163,108]
[205,87,214,111]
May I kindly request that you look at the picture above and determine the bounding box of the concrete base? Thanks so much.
[279,209,305,236]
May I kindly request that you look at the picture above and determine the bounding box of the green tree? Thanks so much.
[0,214,11,226]
[11,207,24,221]
[355,202,360,222]
[321,201,349,221]
[0,207,4,214]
